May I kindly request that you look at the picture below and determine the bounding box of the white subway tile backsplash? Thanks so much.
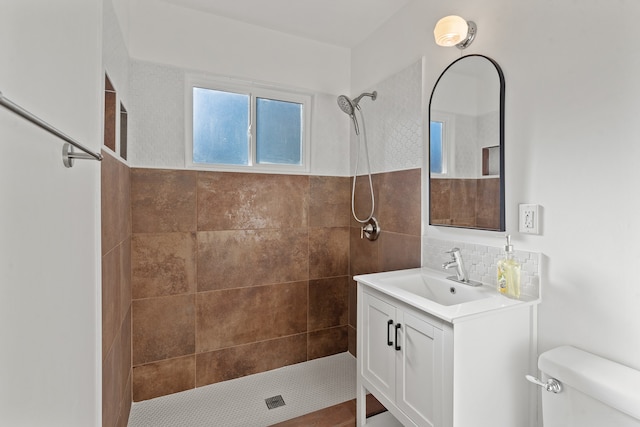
[422,237,540,299]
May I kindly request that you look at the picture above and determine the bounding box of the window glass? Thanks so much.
[189,79,310,172]
[256,98,303,165]
[192,87,249,165]
[430,121,444,174]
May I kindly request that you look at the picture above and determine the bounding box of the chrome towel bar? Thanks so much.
[0,90,103,167]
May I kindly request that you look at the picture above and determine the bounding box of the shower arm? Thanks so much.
[352,92,377,105]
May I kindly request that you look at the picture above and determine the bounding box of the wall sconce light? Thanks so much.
[433,15,477,49]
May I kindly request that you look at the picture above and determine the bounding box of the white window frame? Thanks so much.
[185,74,312,173]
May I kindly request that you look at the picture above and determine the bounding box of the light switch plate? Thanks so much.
[519,204,540,234]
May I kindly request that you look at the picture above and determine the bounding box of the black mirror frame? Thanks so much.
[428,54,506,231]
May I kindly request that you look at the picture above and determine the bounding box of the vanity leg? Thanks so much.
[356,381,367,425]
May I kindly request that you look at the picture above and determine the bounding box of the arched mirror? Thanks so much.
[428,54,505,231]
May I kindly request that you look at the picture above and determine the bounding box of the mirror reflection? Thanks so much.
[428,54,505,231]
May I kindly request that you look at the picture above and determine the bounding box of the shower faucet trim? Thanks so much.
[336,90,378,226]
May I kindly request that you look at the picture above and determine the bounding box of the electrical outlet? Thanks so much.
[524,210,534,228]
[519,204,540,234]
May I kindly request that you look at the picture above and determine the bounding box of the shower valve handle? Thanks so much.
[360,218,380,241]
[360,224,373,239]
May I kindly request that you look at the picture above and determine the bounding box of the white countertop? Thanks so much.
[354,267,539,323]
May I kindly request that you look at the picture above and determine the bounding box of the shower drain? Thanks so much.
[265,395,286,410]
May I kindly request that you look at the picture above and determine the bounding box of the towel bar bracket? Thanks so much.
[62,143,99,168]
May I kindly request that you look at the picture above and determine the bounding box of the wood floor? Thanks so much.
[270,394,386,427]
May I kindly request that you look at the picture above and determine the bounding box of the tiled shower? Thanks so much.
[100,8,424,418]
[101,158,422,426]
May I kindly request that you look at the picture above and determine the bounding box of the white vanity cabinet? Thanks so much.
[357,280,537,427]
[359,286,451,427]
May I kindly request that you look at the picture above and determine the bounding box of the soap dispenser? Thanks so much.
[497,235,521,299]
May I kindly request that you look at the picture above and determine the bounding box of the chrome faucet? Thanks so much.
[442,248,483,286]
[442,248,469,282]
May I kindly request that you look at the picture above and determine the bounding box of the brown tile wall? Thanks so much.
[101,151,132,427]
[430,177,500,230]
[126,167,420,400]
[104,75,116,152]
[348,168,422,355]
[130,170,352,401]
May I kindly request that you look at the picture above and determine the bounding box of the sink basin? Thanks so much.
[355,267,534,323]
[374,270,495,306]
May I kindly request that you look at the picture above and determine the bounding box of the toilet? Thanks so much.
[534,345,640,426]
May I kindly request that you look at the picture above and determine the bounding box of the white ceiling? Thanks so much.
[160,0,412,48]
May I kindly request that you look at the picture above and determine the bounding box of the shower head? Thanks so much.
[337,91,377,115]
[337,95,359,134]
[336,91,377,135]
[337,95,356,116]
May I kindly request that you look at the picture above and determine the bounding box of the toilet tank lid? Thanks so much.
[539,345,640,421]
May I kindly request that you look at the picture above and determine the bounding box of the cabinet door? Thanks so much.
[362,292,396,401]
[396,310,443,427]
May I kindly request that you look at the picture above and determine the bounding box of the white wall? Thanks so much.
[0,1,103,426]
[126,60,351,175]
[104,0,131,161]
[118,0,353,175]
[353,0,640,374]
[127,0,351,96]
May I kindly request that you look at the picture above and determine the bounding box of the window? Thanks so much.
[255,98,303,165]
[193,88,250,165]
[188,78,311,172]
[430,120,444,174]
[429,111,453,176]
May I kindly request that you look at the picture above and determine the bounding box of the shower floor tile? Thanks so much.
[127,352,356,427]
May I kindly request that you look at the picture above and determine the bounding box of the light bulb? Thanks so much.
[434,15,469,47]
